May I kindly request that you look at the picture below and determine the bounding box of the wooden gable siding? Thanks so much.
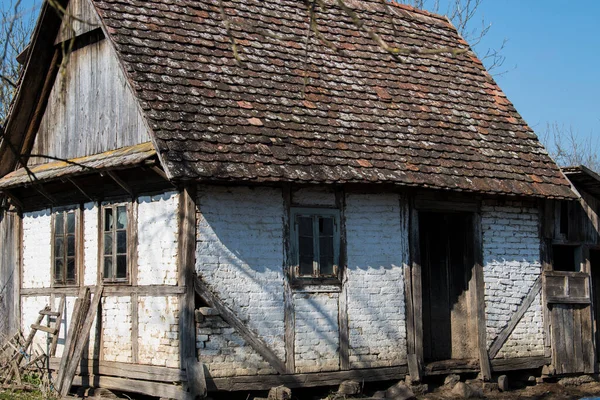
[29,38,150,166]
[55,0,101,44]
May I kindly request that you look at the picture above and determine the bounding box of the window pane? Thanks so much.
[319,217,334,236]
[116,255,127,279]
[54,259,64,283]
[104,233,113,255]
[66,258,76,281]
[55,213,64,235]
[104,208,113,232]
[66,212,75,234]
[117,206,127,230]
[117,231,127,254]
[55,237,64,257]
[104,257,113,279]
[67,235,75,257]
[297,216,314,276]
[320,255,335,276]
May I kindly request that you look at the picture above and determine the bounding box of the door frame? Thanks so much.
[406,197,491,380]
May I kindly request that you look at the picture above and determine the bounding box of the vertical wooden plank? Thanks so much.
[573,305,584,373]
[539,200,553,358]
[472,213,491,380]
[409,201,423,378]
[551,305,564,374]
[335,186,349,371]
[128,199,138,364]
[581,304,596,373]
[282,184,295,374]
[178,185,197,370]
[401,195,414,357]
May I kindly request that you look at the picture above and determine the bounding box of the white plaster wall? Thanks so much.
[345,193,408,368]
[292,187,336,207]
[138,296,180,368]
[22,210,52,288]
[482,201,545,358]
[21,296,50,354]
[102,296,132,363]
[294,292,340,373]
[196,186,286,360]
[137,192,179,286]
[83,202,98,286]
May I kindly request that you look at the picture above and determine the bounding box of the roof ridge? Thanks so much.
[385,1,451,24]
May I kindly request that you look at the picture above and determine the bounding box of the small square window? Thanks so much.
[102,203,130,282]
[290,208,340,282]
[52,208,79,286]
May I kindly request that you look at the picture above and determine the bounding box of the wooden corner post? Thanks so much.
[408,200,423,381]
[178,185,198,370]
[472,213,492,380]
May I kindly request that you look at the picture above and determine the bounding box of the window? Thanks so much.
[290,208,340,281]
[553,245,581,272]
[52,209,79,285]
[102,203,130,282]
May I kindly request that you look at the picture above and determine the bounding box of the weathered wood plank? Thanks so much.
[491,356,550,372]
[178,185,197,370]
[186,357,207,399]
[488,276,542,359]
[282,184,295,374]
[60,284,104,397]
[573,305,584,373]
[409,204,423,376]
[21,285,185,296]
[472,213,492,380]
[49,358,186,383]
[73,375,186,400]
[580,304,595,373]
[56,288,90,394]
[208,366,408,392]
[194,274,287,375]
[335,186,349,371]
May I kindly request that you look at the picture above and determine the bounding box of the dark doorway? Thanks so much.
[420,212,476,361]
[591,249,600,362]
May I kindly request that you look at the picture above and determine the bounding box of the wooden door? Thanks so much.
[546,270,595,374]
[420,213,476,361]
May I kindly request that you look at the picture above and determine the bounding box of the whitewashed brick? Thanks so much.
[21,296,50,354]
[345,193,407,369]
[196,186,286,361]
[291,187,336,207]
[482,201,545,357]
[138,296,179,366]
[102,296,132,362]
[137,192,179,286]
[22,210,52,288]
[294,293,339,373]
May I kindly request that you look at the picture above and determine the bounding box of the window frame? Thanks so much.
[51,206,82,287]
[289,207,341,284]
[100,201,133,284]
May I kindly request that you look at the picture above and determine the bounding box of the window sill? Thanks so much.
[290,281,342,293]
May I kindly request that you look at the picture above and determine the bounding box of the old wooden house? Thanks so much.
[0,0,595,397]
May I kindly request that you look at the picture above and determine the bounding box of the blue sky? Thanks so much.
[435,0,599,145]
[15,0,599,146]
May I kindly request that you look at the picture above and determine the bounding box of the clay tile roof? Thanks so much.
[90,0,576,199]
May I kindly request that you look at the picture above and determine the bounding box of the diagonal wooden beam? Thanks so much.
[106,170,134,197]
[488,276,543,360]
[194,274,287,375]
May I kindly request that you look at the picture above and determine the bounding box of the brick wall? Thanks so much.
[196,185,286,368]
[83,203,98,286]
[137,192,179,286]
[21,296,50,354]
[482,201,545,358]
[102,296,132,363]
[22,210,52,289]
[294,292,340,373]
[138,296,180,368]
[345,193,408,369]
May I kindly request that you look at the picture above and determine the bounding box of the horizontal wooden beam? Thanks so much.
[491,356,550,372]
[49,358,186,383]
[424,356,551,377]
[21,285,185,297]
[71,375,186,400]
[208,365,408,392]
[194,274,287,375]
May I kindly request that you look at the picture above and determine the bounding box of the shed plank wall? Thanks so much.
[30,38,150,165]
[0,211,19,339]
